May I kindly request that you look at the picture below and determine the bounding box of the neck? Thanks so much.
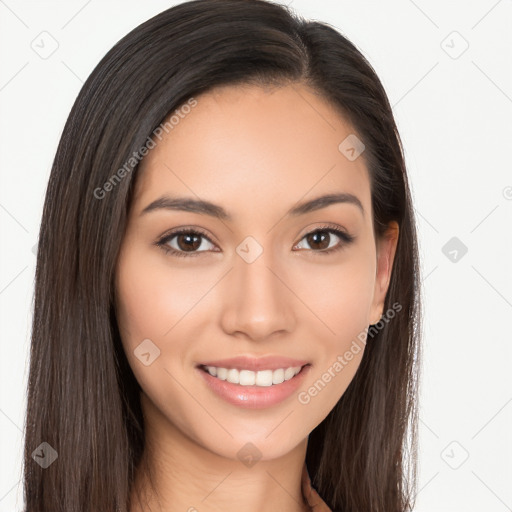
[129,392,311,512]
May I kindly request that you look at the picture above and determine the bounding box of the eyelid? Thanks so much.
[295,221,350,240]
[293,223,355,253]
[155,226,217,258]
[155,222,354,257]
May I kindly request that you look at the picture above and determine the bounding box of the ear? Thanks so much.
[369,221,399,325]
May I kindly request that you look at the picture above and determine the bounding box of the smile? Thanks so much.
[200,364,305,387]
[197,363,312,409]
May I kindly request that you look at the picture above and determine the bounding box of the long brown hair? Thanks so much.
[23,1,422,510]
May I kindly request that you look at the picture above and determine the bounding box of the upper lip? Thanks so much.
[197,355,310,372]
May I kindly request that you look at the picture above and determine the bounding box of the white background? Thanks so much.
[1,1,511,511]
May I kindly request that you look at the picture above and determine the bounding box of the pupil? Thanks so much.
[178,233,200,251]
[309,231,329,250]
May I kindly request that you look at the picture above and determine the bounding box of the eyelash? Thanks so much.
[155,223,355,258]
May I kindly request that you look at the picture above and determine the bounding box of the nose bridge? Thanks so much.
[220,242,295,339]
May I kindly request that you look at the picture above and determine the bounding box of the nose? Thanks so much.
[219,251,296,341]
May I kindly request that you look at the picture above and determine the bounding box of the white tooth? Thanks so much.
[206,365,303,386]
[284,367,296,381]
[255,369,273,387]
[216,367,228,380]
[239,370,256,386]
[272,368,285,384]
[226,368,240,384]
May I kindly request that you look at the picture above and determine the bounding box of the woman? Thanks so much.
[23,1,422,511]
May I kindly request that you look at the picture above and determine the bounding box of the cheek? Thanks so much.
[293,252,376,338]
[114,248,195,408]
[291,254,375,411]
[115,245,216,391]
[115,246,196,345]
[114,252,181,403]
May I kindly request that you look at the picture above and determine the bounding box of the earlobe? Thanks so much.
[370,221,399,324]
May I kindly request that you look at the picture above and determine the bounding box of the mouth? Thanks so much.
[196,362,312,409]
[197,363,311,387]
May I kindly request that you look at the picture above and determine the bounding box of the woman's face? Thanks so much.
[115,83,398,461]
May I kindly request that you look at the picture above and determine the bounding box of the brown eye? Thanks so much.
[156,225,354,259]
[175,232,202,252]
[156,228,217,257]
[294,226,355,255]
[304,230,332,250]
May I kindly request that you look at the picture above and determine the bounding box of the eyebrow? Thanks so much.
[140,192,364,220]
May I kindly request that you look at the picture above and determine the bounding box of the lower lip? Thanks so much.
[197,365,311,409]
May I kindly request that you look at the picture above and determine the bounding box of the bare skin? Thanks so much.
[114,83,399,512]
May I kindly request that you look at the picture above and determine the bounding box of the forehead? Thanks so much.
[132,84,371,222]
